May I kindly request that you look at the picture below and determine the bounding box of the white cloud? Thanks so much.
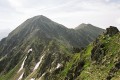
[116,18,120,24]
[8,0,23,7]
[105,0,110,2]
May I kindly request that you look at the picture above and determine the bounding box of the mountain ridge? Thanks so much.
[0,15,106,80]
[0,15,104,52]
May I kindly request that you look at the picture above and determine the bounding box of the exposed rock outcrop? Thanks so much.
[105,26,119,36]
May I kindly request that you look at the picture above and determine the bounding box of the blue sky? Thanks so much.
[0,0,120,39]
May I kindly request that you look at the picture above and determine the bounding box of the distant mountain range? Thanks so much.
[0,15,106,80]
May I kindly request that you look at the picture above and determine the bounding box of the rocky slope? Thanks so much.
[0,15,105,80]
[46,26,120,80]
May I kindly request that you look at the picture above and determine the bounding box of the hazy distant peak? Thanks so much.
[75,23,95,30]
[80,23,88,26]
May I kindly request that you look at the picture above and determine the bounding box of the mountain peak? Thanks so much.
[75,23,96,30]
[30,15,52,22]
[33,15,48,19]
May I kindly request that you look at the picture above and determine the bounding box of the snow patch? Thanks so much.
[56,63,62,69]
[30,78,35,80]
[50,69,52,72]
[28,48,32,53]
[18,56,27,73]
[33,55,45,71]
[39,73,46,80]
[52,53,55,55]
[0,54,7,61]
[18,72,24,80]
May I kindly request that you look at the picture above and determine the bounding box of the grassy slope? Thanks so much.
[78,33,120,80]
[51,32,120,80]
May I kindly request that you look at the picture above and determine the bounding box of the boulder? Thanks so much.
[105,26,119,36]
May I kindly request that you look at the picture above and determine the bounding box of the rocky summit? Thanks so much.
[105,26,119,36]
[0,15,119,80]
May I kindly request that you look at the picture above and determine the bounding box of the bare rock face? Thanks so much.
[105,26,119,36]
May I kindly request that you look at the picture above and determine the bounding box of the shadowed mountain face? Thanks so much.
[0,15,105,80]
